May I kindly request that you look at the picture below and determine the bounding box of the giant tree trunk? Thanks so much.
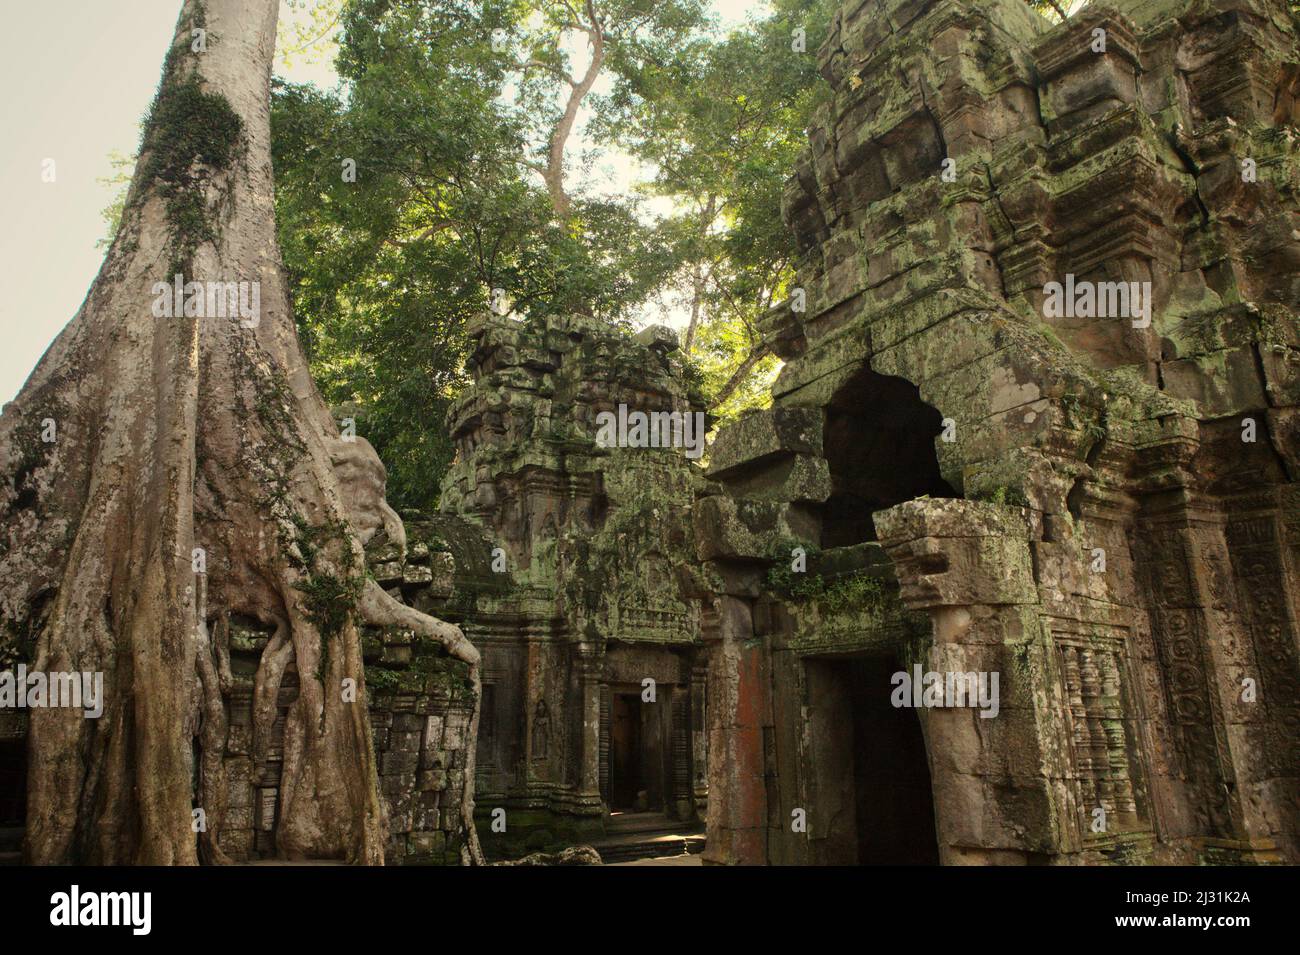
[0,0,483,865]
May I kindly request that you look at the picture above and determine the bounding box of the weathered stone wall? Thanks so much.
[204,605,473,865]
[700,0,1299,865]
[363,607,476,865]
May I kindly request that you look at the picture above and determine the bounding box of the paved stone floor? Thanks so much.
[608,852,703,866]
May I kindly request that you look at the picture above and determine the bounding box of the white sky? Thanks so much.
[0,0,765,405]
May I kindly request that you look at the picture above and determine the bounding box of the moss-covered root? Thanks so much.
[358,579,486,866]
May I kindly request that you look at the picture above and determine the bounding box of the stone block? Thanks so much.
[421,748,449,771]
[381,772,417,796]
[419,768,448,792]
[387,732,418,753]
[424,714,444,746]
[695,496,820,561]
[634,324,679,351]
[392,712,423,732]
[716,454,832,504]
[707,407,823,481]
[408,830,446,857]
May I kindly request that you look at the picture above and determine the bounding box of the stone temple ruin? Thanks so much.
[363,312,713,862]
[0,0,1297,867]
[702,0,1300,865]
[372,0,1293,866]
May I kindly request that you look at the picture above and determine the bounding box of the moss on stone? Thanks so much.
[977,484,1031,508]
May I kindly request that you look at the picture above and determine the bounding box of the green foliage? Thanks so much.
[763,533,890,612]
[365,645,474,697]
[278,0,345,69]
[294,571,364,640]
[589,0,836,419]
[693,313,780,422]
[764,536,824,599]
[982,485,1030,508]
[96,150,137,250]
[271,1,844,506]
[272,0,684,510]
[364,664,401,691]
[506,0,710,157]
[288,514,363,675]
[1022,0,1069,21]
[816,573,887,613]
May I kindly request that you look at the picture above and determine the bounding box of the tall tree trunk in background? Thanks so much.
[543,2,604,218]
[682,195,718,356]
[0,0,483,865]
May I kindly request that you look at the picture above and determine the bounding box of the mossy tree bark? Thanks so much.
[0,0,484,865]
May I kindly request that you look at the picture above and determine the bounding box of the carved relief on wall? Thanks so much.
[1225,513,1300,780]
[531,699,550,761]
[1052,624,1152,844]
[1134,525,1234,837]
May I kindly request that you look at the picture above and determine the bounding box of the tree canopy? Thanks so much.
[266,0,838,511]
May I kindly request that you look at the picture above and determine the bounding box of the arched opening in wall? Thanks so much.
[804,653,940,864]
[822,366,958,548]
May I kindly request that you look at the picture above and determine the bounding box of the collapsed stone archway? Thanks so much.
[822,366,959,548]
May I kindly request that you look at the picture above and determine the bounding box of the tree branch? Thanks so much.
[712,340,773,410]
[544,1,605,216]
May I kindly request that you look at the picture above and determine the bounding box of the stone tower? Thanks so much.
[370,313,712,857]
[698,0,1299,865]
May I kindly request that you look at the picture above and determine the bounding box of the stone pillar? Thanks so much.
[670,685,693,820]
[576,644,603,813]
[690,658,709,819]
[876,499,1060,864]
[1131,429,1296,862]
[701,595,770,865]
[598,684,610,806]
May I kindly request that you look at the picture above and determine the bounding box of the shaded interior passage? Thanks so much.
[610,693,645,810]
[805,654,940,864]
[849,655,940,865]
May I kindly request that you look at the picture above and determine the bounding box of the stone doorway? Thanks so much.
[600,648,701,825]
[609,692,650,811]
[804,654,940,864]
[0,739,25,827]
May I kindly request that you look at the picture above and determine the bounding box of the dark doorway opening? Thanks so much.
[805,654,940,864]
[848,656,940,864]
[609,694,644,810]
[822,367,958,547]
[0,740,26,827]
